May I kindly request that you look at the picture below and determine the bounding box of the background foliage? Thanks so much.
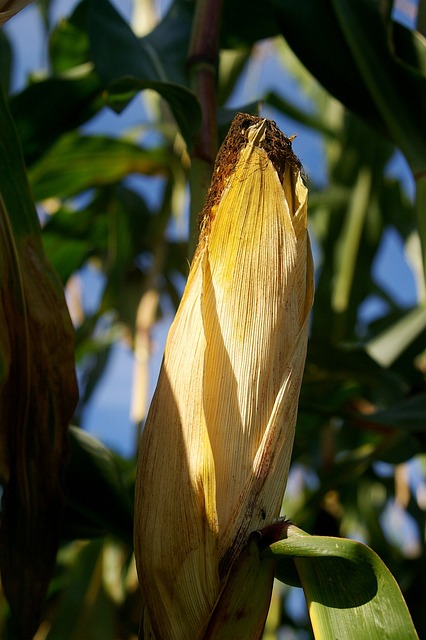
[1,0,426,638]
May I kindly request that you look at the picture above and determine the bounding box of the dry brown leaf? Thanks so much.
[0,199,78,637]
[0,0,34,25]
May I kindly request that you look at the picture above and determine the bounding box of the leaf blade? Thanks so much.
[0,82,78,638]
[266,524,419,640]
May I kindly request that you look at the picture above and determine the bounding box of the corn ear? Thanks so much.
[135,113,314,640]
[202,534,276,639]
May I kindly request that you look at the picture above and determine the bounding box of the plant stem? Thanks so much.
[187,0,223,257]
[332,164,371,314]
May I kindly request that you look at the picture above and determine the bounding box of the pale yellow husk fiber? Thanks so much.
[135,116,314,640]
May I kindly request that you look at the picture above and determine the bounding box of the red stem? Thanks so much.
[187,0,223,165]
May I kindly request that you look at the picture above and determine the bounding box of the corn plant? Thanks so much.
[0,0,425,639]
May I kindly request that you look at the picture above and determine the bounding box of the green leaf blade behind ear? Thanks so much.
[266,523,419,640]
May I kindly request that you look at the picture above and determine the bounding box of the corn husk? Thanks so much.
[134,113,314,640]
[0,0,34,25]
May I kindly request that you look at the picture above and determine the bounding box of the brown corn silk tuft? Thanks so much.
[135,113,314,640]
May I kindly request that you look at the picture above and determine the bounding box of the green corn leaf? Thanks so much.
[365,305,426,367]
[61,427,134,546]
[220,0,279,46]
[88,0,201,148]
[274,0,426,174]
[9,71,105,166]
[45,540,116,640]
[359,394,426,433]
[49,0,91,73]
[391,21,426,78]
[0,29,12,95]
[329,0,426,175]
[29,133,172,201]
[264,522,419,640]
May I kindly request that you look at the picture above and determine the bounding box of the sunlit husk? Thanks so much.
[135,114,314,640]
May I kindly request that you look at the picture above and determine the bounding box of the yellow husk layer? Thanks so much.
[135,114,314,640]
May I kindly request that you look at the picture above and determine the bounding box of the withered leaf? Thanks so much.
[0,86,78,638]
